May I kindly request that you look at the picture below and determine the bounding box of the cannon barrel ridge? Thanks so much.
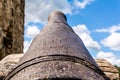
[4,11,108,80]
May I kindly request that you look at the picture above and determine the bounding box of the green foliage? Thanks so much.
[114,65,120,79]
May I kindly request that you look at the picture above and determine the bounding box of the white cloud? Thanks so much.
[96,24,120,33]
[25,25,40,39]
[96,24,120,51]
[96,51,115,63]
[73,0,94,9]
[25,0,94,24]
[96,51,120,66]
[24,39,33,53]
[24,41,30,53]
[72,25,101,50]
[101,32,120,51]
[25,0,72,24]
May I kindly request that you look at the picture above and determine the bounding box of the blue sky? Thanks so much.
[24,0,120,66]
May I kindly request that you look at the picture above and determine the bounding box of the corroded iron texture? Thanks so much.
[4,11,108,80]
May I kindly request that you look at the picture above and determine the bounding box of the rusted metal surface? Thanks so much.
[4,54,107,80]
[4,11,108,80]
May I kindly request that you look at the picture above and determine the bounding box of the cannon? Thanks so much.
[4,11,108,80]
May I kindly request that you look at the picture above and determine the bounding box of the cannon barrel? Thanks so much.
[4,11,108,80]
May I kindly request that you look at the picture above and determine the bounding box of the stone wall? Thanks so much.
[0,0,24,60]
[0,54,23,79]
[96,59,119,80]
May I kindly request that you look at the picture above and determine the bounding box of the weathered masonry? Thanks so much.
[0,0,24,60]
[4,11,109,80]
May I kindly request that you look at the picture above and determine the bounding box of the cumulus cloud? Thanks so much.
[25,25,40,39]
[96,24,120,51]
[73,0,94,9]
[24,41,30,53]
[101,32,120,51]
[96,24,120,33]
[24,39,34,53]
[25,0,72,24]
[72,25,101,50]
[25,0,94,24]
[24,24,40,53]
[96,51,120,66]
